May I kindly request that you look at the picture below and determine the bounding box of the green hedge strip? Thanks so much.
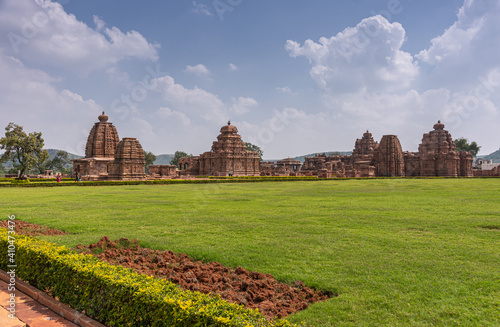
[0,175,496,188]
[0,229,301,327]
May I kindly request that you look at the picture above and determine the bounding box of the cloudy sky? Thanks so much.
[0,0,499,159]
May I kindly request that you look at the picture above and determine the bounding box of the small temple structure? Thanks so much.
[178,121,260,176]
[72,113,146,180]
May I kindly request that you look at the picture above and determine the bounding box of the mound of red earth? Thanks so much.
[76,236,333,319]
[0,220,67,236]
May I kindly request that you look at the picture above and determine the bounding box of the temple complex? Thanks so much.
[72,116,477,180]
[300,121,474,178]
[179,122,260,176]
[72,113,147,180]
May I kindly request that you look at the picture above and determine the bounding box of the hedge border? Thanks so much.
[0,268,106,327]
[0,229,301,327]
[1,175,498,188]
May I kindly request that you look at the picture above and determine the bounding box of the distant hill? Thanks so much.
[482,149,500,163]
[153,154,175,165]
[1,148,82,169]
[46,148,83,161]
[267,151,352,163]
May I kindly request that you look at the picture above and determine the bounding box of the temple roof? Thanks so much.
[85,112,120,158]
[114,137,145,162]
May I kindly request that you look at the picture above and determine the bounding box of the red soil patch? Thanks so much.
[76,236,333,319]
[0,220,67,236]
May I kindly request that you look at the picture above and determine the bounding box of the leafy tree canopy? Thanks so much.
[38,150,71,174]
[144,151,156,173]
[0,122,49,178]
[245,142,263,161]
[454,137,481,157]
[170,151,192,166]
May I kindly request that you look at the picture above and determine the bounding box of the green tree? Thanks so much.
[144,151,156,173]
[245,142,263,161]
[170,151,191,167]
[0,123,49,178]
[454,138,481,157]
[0,163,6,176]
[38,150,72,174]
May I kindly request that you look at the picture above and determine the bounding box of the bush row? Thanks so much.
[1,175,497,188]
[0,229,301,327]
[0,177,324,188]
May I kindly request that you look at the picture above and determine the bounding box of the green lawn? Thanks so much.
[1,179,499,326]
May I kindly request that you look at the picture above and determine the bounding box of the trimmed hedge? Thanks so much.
[0,229,301,327]
[0,177,325,188]
[0,175,496,188]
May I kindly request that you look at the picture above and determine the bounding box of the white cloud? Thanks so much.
[93,15,105,32]
[154,75,226,123]
[185,64,211,76]
[417,0,500,65]
[156,107,191,126]
[285,15,419,93]
[276,86,293,94]
[0,0,159,76]
[416,0,500,91]
[0,52,101,155]
[229,63,239,71]
[230,97,258,115]
[192,1,213,16]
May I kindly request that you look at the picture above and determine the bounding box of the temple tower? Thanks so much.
[85,112,120,158]
[374,135,405,177]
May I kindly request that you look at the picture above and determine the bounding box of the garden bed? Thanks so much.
[8,220,332,320]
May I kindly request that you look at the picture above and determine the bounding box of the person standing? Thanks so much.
[56,173,61,183]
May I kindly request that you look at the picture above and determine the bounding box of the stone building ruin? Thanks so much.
[178,122,260,177]
[72,113,147,180]
[300,121,474,178]
[73,115,476,180]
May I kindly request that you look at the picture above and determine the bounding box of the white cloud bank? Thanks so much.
[0,52,101,154]
[0,0,159,75]
[285,2,500,155]
[286,15,419,93]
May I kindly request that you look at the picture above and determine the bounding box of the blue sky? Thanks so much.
[0,0,499,159]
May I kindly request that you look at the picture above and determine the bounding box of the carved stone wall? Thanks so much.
[108,137,146,180]
[180,122,260,176]
[85,112,120,158]
[404,152,421,176]
[352,130,377,163]
[149,165,177,177]
[373,135,405,177]
[419,121,460,177]
[460,151,474,177]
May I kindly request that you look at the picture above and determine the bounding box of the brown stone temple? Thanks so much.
[178,121,260,176]
[72,113,146,180]
[298,121,473,178]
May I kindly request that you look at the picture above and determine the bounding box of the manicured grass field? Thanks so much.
[1,179,499,326]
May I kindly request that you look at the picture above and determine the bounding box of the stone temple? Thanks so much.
[295,121,473,178]
[73,115,477,180]
[178,121,260,176]
[72,113,146,180]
